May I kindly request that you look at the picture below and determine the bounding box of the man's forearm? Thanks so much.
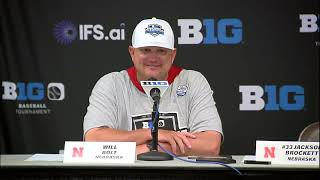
[85,127,152,145]
[85,128,221,156]
[184,131,221,156]
[158,131,221,156]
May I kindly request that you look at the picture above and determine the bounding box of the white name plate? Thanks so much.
[63,141,136,163]
[256,140,319,165]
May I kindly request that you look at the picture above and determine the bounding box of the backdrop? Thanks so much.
[1,0,319,155]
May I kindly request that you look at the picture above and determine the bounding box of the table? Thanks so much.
[1,155,319,179]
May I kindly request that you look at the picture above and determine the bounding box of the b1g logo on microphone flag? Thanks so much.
[141,81,169,86]
[140,81,169,99]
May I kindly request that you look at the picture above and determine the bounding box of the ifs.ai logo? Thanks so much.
[53,21,78,45]
[178,18,243,45]
[53,20,126,45]
[2,81,65,114]
[239,85,305,111]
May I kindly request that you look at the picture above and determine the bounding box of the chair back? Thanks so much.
[298,122,319,142]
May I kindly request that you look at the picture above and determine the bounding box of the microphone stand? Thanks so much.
[137,101,173,161]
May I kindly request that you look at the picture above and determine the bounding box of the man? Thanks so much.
[83,18,223,156]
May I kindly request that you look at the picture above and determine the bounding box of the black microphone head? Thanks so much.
[150,88,160,102]
[147,77,160,103]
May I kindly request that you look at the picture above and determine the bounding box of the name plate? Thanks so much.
[63,141,136,163]
[256,140,319,165]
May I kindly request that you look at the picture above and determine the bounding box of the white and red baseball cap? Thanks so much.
[132,17,174,50]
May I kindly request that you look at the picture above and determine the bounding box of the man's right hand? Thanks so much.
[158,129,196,154]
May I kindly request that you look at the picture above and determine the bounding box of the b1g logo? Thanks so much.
[178,18,243,44]
[142,120,165,129]
[2,81,65,101]
[299,14,319,33]
[141,81,169,86]
[239,85,304,111]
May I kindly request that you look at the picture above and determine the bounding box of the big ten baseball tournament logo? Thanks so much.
[239,85,305,111]
[2,81,65,115]
[53,20,126,45]
[299,14,319,46]
[177,18,243,45]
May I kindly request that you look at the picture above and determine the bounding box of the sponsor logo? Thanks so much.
[53,20,126,45]
[53,20,78,45]
[178,18,243,45]
[239,85,305,111]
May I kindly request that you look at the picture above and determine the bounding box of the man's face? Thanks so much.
[129,46,176,81]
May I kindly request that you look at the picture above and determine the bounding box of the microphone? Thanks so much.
[148,78,161,104]
[137,78,173,161]
[150,88,160,103]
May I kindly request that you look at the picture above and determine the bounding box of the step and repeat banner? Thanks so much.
[1,0,319,155]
